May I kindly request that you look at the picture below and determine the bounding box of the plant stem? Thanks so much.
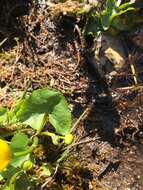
[41,131,64,139]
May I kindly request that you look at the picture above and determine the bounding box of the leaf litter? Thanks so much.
[0,0,143,189]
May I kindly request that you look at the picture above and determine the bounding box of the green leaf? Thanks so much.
[110,3,135,21]
[0,174,3,181]
[106,0,116,12]
[0,170,21,190]
[0,166,19,181]
[0,107,8,125]
[41,163,54,177]
[100,0,135,30]
[15,173,34,190]
[117,2,134,11]
[84,14,101,36]
[111,11,136,31]
[10,133,31,167]
[12,88,71,135]
[2,171,32,190]
[101,12,112,30]
[48,96,71,135]
[10,133,29,153]
[101,0,116,30]
[11,154,30,168]
[1,185,14,190]
[23,113,45,133]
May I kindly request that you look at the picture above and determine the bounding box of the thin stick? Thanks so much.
[71,137,100,147]
[0,37,8,47]
[71,106,90,132]
[114,85,143,92]
[130,63,138,85]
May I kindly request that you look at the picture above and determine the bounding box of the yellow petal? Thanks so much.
[0,139,12,171]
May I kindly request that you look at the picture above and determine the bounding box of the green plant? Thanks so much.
[100,0,135,30]
[0,88,73,190]
[84,0,135,36]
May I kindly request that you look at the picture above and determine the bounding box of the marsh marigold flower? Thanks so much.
[0,139,12,171]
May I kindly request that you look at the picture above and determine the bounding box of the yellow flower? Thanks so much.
[0,139,12,171]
